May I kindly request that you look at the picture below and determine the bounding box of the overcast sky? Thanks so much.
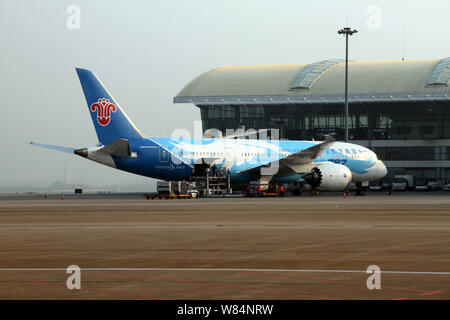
[0,0,449,190]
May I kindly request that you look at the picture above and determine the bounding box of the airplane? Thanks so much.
[31,68,387,192]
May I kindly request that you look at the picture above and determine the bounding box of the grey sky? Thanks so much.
[0,0,449,190]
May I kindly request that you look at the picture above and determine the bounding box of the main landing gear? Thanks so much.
[355,182,366,196]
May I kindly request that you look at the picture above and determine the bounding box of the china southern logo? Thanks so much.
[90,98,117,126]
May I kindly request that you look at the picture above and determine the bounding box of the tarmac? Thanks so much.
[0,192,449,300]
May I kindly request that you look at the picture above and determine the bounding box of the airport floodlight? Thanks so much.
[337,27,358,36]
[337,27,358,142]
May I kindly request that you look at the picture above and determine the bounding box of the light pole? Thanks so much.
[338,27,357,142]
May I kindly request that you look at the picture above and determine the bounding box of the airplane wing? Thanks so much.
[279,134,335,166]
[239,135,336,175]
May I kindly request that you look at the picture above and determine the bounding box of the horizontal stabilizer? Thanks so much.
[29,142,76,154]
[98,138,132,158]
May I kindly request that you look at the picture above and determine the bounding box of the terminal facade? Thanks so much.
[175,58,450,183]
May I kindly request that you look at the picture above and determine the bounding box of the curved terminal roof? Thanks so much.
[174,58,450,105]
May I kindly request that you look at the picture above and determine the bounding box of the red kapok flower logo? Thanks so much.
[90,98,117,126]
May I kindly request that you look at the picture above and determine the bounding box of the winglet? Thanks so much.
[324,135,336,142]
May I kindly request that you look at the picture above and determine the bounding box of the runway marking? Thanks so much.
[30,279,166,300]
[109,270,333,300]
[20,269,449,300]
[229,270,447,297]
[2,267,450,275]
[85,227,113,229]
[1,224,449,231]
[384,272,450,282]
[418,290,447,296]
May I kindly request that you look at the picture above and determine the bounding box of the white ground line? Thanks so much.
[0,268,450,275]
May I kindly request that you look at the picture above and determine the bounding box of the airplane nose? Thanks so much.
[378,160,387,178]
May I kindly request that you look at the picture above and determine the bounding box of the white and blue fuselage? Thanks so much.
[31,68,387,190]
[91,137,387,184]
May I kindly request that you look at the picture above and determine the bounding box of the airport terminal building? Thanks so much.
[174,58,450,183]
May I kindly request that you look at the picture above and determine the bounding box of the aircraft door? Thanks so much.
[223,142,235,169]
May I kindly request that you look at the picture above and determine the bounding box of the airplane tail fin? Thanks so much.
[75,68,143,145]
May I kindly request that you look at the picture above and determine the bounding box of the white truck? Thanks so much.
[156,181,191,194]
[391,175,416,191]
[144,181,198,199]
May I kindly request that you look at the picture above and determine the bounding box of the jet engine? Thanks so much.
[303,163,352,191]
